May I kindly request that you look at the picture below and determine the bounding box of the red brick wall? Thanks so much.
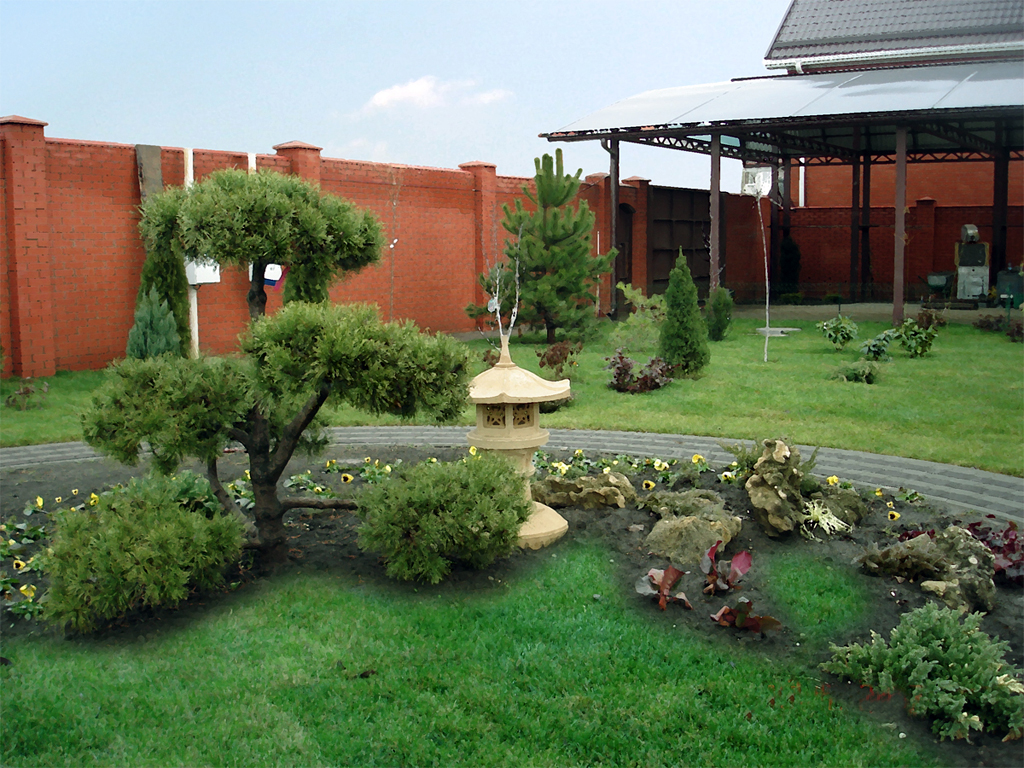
[805,161,1024,208]
[1,119,637,377]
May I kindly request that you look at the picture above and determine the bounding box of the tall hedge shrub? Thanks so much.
[658,251,710,375]
[136,187,192,355]
[126,287,182,359]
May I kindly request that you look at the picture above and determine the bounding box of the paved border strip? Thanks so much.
[2,428,1020,524]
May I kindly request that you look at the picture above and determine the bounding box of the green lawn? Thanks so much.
[1,542,940,768]
[2,319,1021,475]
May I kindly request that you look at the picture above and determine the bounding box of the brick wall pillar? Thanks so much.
[1,116,56,378]
[459,161,498,322]
[272,140,323,184]
[623,176,650,297]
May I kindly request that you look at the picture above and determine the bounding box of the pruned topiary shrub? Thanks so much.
[704,286,733,341]
[822,602,1024,742]
[42,472,245,633]
[658,250,709,376]
[356,453,532,584]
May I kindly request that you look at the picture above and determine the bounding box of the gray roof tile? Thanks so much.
[767,0,1023,61]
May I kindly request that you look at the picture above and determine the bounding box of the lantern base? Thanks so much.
[517,502,568,550]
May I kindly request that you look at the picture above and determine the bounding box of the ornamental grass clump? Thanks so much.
[355,453,532,584]
[822,602,1024,742]
[43,472,245,633]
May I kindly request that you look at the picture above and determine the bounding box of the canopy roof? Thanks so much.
[541,61,1023,166]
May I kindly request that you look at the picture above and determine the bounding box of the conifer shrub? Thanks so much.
[609,281,666,353]
[822,602,1024,742]
[42,472,244,633]
[126,286,182,359]
[704,286,733,341]
[355,453,532,584]
[136,187,193,352]
[658,251,709,375]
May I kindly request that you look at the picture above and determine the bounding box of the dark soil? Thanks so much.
[2,444,1022,767]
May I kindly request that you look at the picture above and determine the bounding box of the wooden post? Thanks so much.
[893,127,907,325]
[710,135,721,291]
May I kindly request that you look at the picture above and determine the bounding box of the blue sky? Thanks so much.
[1,0,793,191]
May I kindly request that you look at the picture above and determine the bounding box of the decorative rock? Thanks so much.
[813,487,868,526]
[645,512,742,568]
[640,489,726,519]
[531,472,636,509]
[744,439,806,536]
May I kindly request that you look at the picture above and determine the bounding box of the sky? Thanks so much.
[1,0,794,192]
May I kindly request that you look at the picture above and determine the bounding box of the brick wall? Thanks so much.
[1,117,646,377]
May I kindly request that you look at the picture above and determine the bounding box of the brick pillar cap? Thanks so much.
[585,172,609,183]
[459,161,497,170]
[0,115,48,127]
[916,197,937,204]
[273,140,322,151]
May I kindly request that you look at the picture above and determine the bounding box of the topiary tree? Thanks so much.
[126,287,181,359]
[704,286,734,342]
[779,234,802,296]
[83,301,470,557]
[136,187,192,354]
[466,150,615,343]
[659,250,710,375]
[143,169,384,321]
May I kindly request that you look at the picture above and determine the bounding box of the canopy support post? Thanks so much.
[710,134,721,291]
[893,127,907,325]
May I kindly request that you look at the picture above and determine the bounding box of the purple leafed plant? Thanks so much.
[710,597,781,634]
[966,517,1023,586]
[700,540,752,595]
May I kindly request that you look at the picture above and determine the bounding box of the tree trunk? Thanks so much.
[546,321,557,345]
[248,260,268,321]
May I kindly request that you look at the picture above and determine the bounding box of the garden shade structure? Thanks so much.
[540,61,1024,323]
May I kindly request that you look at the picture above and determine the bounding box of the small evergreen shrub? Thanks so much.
[779,235,801,295]
[822,602,1024,742]
[126,286,182,359]
[604,349,673,393]
[1008,319,1023,343]
[829,360,880,384]
[777,292,803,305]
[43,472,244,633]
[704,286,733,341]
[658,251,709,375]
[610,282,666,353]
[356,453,532,584]
[896,318,938,358]
[816,315,858,350]
[860,329,898,361]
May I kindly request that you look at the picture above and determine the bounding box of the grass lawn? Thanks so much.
[0,541,941,768]
[2,318,1021,475]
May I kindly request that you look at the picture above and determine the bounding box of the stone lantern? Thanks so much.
[467,336,570,550]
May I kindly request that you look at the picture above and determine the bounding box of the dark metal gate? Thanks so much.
[647,186,711,297]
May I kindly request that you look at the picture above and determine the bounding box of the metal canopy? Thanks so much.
[541,61,1023,165]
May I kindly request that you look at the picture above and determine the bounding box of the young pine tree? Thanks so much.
[136,187,192,354]
[659,250,710,375]
[126,287,182,359]
[467,150,614,343]
[704,286,734,342]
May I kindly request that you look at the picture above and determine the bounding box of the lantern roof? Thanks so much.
[469,336,571,404]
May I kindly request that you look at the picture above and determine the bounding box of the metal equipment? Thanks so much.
[955,224,989,300]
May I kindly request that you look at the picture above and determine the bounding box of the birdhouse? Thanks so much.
[467,336,570,549]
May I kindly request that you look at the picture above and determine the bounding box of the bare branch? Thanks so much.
[268,381,332,480]
[205,458,260,543]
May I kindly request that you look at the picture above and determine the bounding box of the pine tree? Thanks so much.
[659,250,710,375]
[704,286,734,342]
[137,188,192,354]
[126,287,182,359]
[467,150,614,343]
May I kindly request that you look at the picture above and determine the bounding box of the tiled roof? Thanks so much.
[766,0,1023,64]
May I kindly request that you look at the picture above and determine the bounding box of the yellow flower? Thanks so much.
[384,465,392,473]
[826,476,839,486]
[314,486,323,494]
[428,457,438,463]
[72,489,79,496]
[89,493,100,506]
[55,496,63,504]
[691,454,704,465]
[35,497,44,509]
[642,480,656,490]
[244,470,251,480]
[612,460,619,466]
[341,473,354,484]
[13,559,26,571]
[325,460,336,469]
[602,467,611,474]
[19,584,36,599]
[874,488,884,497]
[731,461,738,467]
[364,457,372,463]
[574,449,584,458]
[7,539,15,547]
[886,501,895,510]
[469,446,478,456]
[888,511,900,521]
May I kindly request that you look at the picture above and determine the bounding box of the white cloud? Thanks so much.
[362,76,511,113]
[329,138,390,162]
